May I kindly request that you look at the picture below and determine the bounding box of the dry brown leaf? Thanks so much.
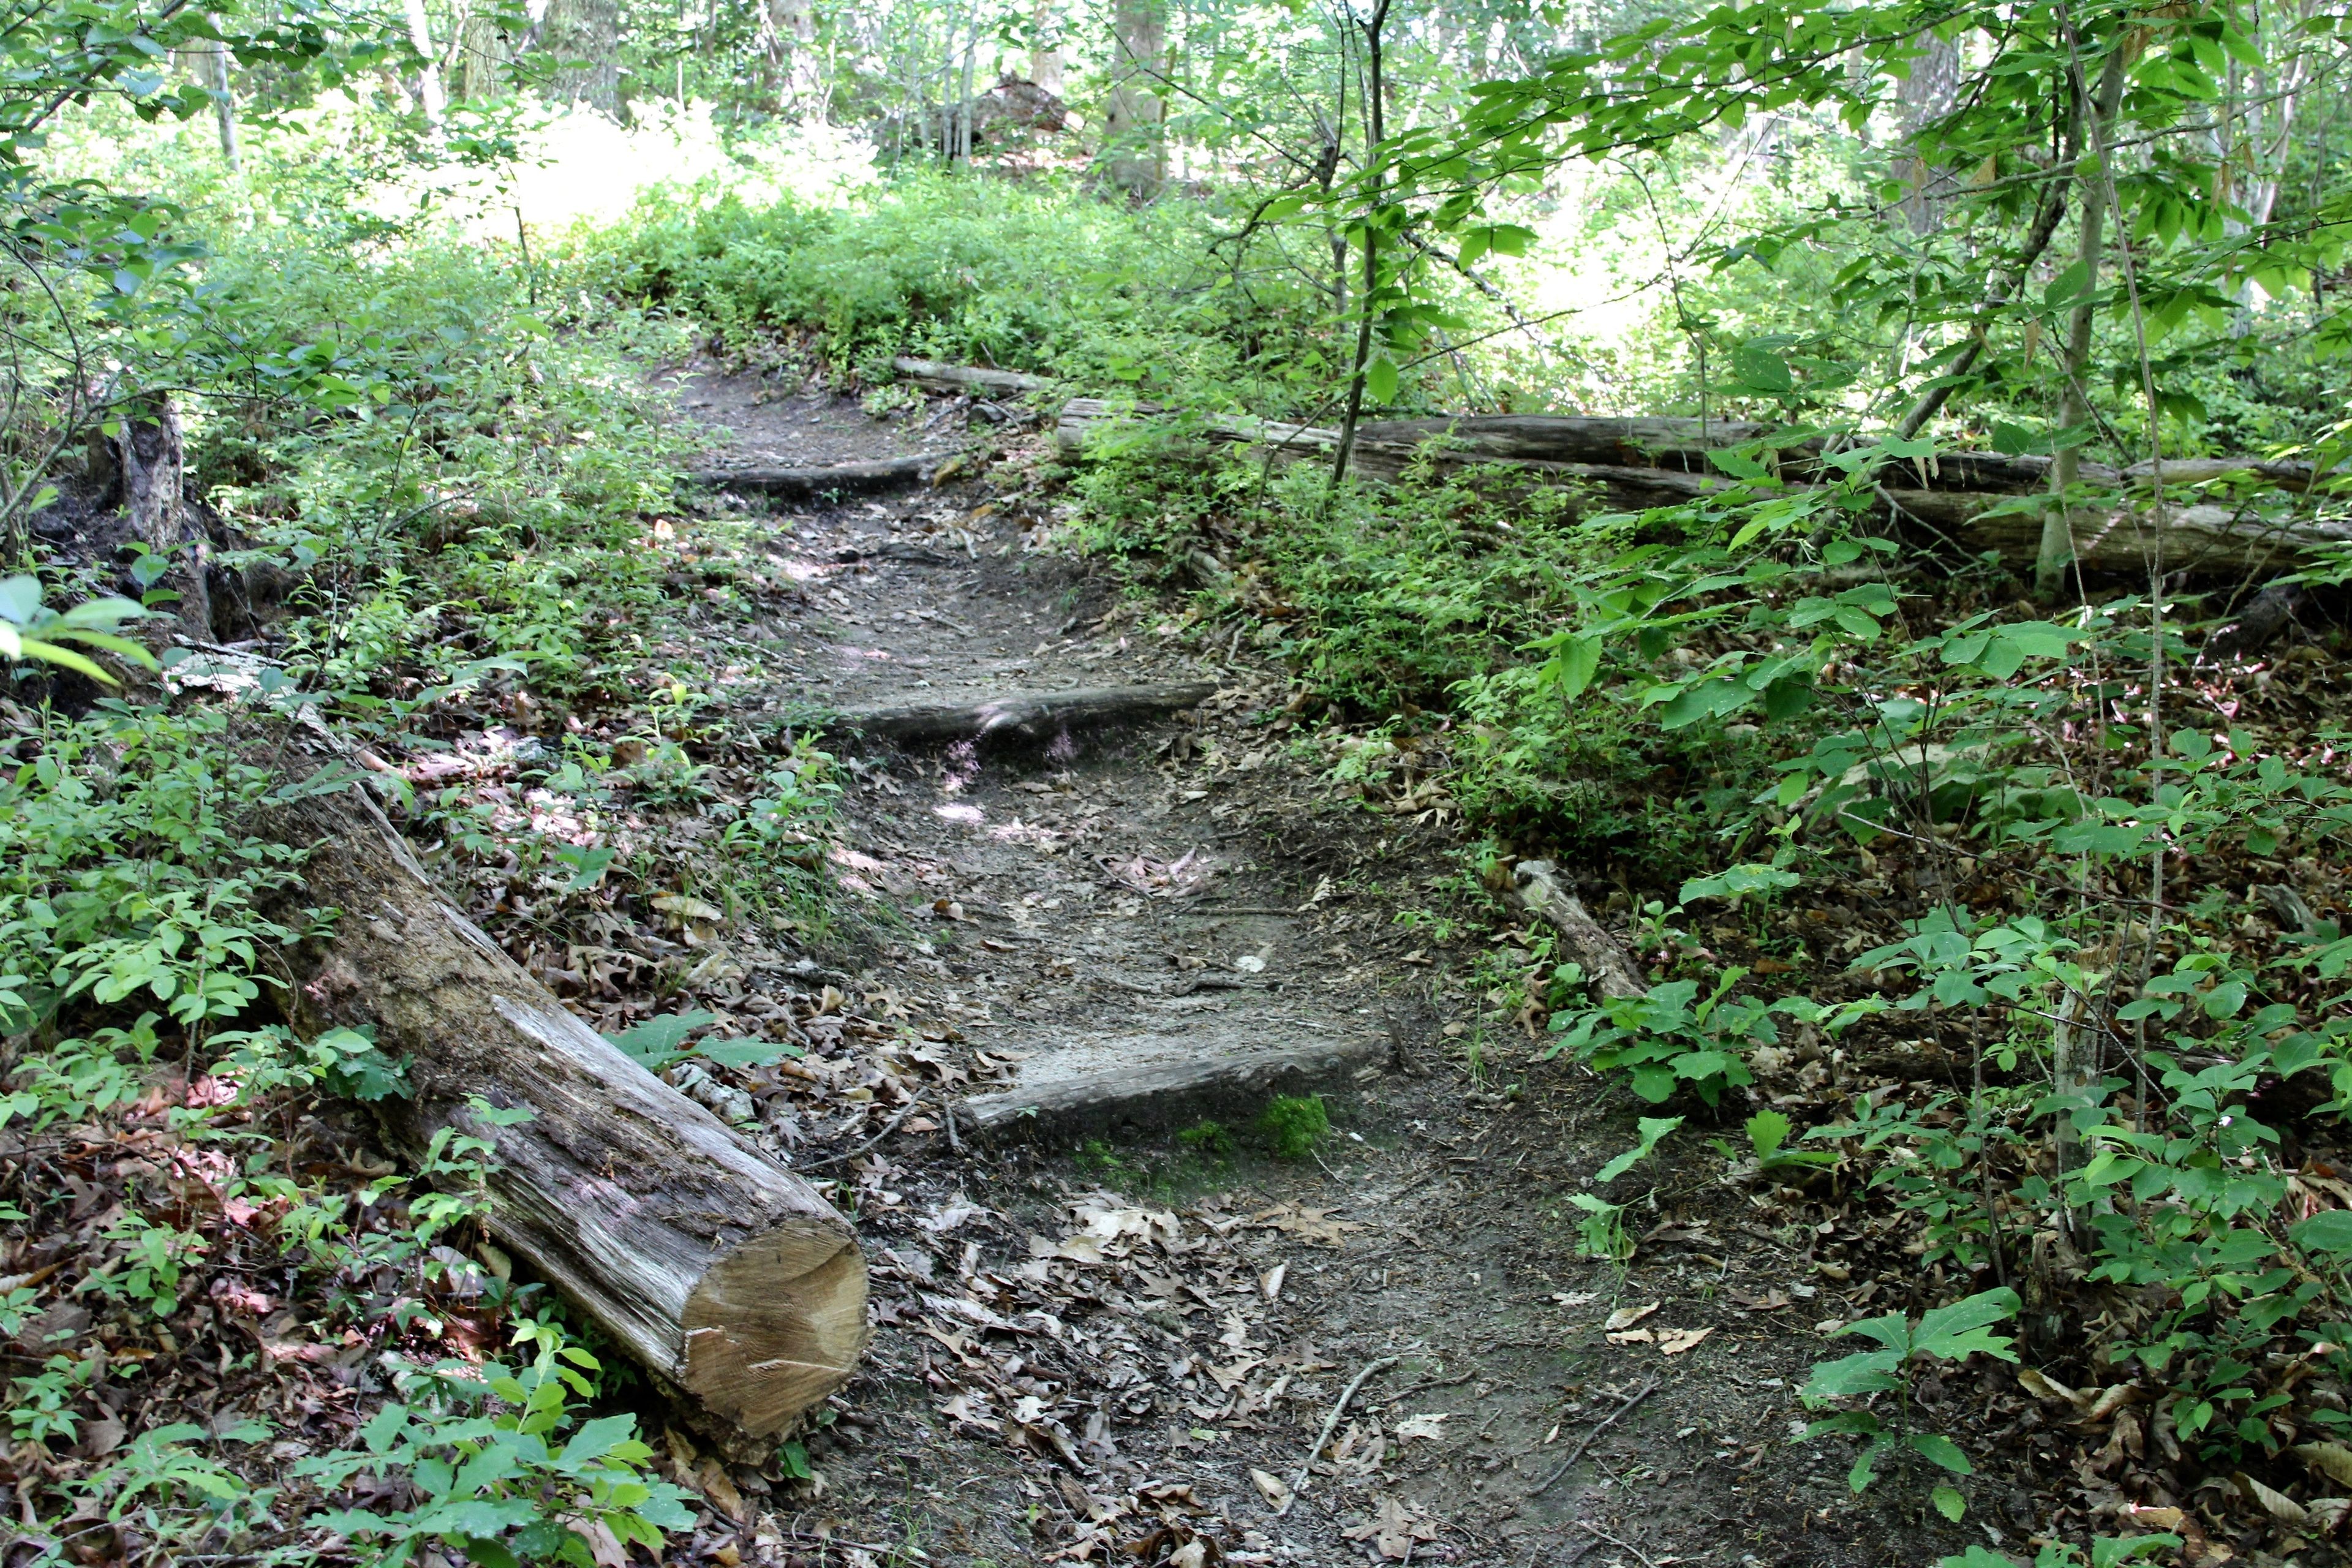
[1344,1495,1439,1561]
[1658,1326,1714,1355]
[2016,1366,2087,1409]
[1259,1262,1287,1301]
[1606,1328,1657,1346]
[2082,1384,2143,1423]
[1603,1302,1660,1332]
[1250,1468,1293,1512]
[2298,1441,2352,1488]
[2235,1471,2309,1526]
[693,1457,747,1523]
[2117,1504,2184,1532]
[1393,1412,1449,1442]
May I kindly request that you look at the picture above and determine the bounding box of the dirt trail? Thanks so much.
[664,366,1951,1568]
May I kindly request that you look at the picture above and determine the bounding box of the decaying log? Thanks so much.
[2206,579,2310,661]
[117,395,213,641]
[1510,859,1645,1001]
[833,681,1218,746]
[1887,489,2352,578]
[255,726,867,1439]
[1053,397,2351,578]
[893,356,1051,396]
[682,454,945,497]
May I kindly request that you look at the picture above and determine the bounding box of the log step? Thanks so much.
[831,682,1218,747]
[682,454,948,497]
[957,1017,1384,1140]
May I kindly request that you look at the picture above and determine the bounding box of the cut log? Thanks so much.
[682,454,945,497]
[1054,396,2351,577]
[1510,859,1645,1001]
[832,681,1217,746]
[894,356,1051,396]
[254,725,867,1439]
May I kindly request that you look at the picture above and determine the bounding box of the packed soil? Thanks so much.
[650,365,2007,1568]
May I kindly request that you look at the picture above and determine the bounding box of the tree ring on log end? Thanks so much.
[683,1226,870,1436]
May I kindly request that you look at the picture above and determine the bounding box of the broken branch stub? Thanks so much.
[1510,859,1646,1001]
[253,726,867,1439]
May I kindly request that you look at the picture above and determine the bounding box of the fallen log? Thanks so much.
[832,681,1218,746]
[255,725,867,1440]
[893,356,1051,396]
[1885,489,2352,578]
[1054,398,2351,577]
[682,454,944,497]
[1509,859,1646,1001]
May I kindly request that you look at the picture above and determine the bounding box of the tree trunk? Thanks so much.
[402,0,447,126]
[118,396,211,642]
[253,733,867,1440]
[2036,45,2129,600]
[540,0,621,117]
[1330,0,1391,487]
[1027,0,1063,96]
[761,0,820,112]
[1893,34,1958,233]
[893,356,1050,394]
[1102,0,1165,197]
[204,28,241,170]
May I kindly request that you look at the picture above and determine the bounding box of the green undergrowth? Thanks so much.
[0,119,854,1562]
[589,172,1387,414]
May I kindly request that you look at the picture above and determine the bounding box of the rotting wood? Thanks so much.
[831,680,1218,746]
[1510,859,1646,1001]
[252,721,867,1440]
[117,395,213,641]
[892,356,1051,395]
[1052,396,2349,577]
[681,454,946,497]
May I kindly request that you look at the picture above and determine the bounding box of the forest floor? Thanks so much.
[636,366,2008,1568]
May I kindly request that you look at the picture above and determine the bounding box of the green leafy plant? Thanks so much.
[1595,1115,1683,1184]
[1544,970,1775,1106]
[296,1326,693,1567]
[1713,1109,1837,1176]
[0,578,154,685]
[1938,1537,2179,1567]
[1800,1287,2021,1520]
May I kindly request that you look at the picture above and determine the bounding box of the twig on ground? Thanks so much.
[1391,1368,1477,1402]
[802,1101,923,1172]
[1286,1355,1400,1510]
[1576,1521,1659,1568]
[1529,1379,1658,1495]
